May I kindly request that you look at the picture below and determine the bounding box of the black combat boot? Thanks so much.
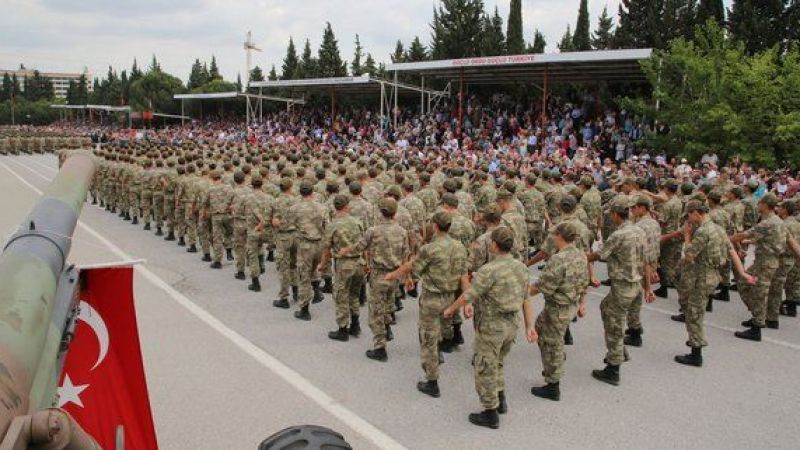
[417,380,440,398]
[591,364,620,386]
[389,312,397,325]
[155,226,163,236]
[143,222,151,231]
[706,296,714,312]
[734,325,762,342]
[365,347,388,362]
[258,255,265,274]
[453,323,464,346]
[359,282,367,306]
[328,327,349,341]
[712,285,730,301]
[178,237,186,246]
[248,278,261,292]
[675,346,703,367]
[468,409,499,429]
[395,297,404,312]
[729,282,738,291]
[531,382,561,401]
[386,324,394,341]
[782,300,798,317]
[273,298,290,309]
[654,284,669,298]
[564,326,574,345]
[266,249,275,262]
[132,216,138,225]
[600,279,612,286]
[124,211,130,220]
[292,286,299,303]
[226,248,234,261]
[165,231,175,241]
[623,328,643,347]
[201,253,212,262]
[440,337,454,353]
[234,271,246,280]
[294,305,311,321]
[766,320,779,329]
[322,277,333,294]
[209,261,222,269]
[741,318,754,327]
[99,200,104,207]
[187,244,197,253]
[497,391,508,413]
[671,313,685,322]
[312,281,324,303]
[348,315,361,337]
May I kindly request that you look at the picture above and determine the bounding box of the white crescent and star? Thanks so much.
[57,300,111,408]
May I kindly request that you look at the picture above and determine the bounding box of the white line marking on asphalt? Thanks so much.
[0,159,408,450]
[2,156,53,181]
[22,155,59,173]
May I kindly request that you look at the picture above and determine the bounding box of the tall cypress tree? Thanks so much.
[696,0,726,27]
[268,65,278,81]
[592,6,615,49]
[363,53,378,76]
[406,36,429,61]
[318,22,346,77]
[299,39,319,79]
[559,25,576,52]
[572,0,592,51]
[728,0,786,54]
[506,0,524,54]
[430,0,485,59]
[208,55,222,81]
[351,34,364,75]
[282,37,299,80]
[661,0,697,45]
[391,40,406,63]
[249,66,264,82]
[786,0,800,49]
[187,58,207,89]
[481,7,506,56]
[615,0,664,49]
[528,30,547,53]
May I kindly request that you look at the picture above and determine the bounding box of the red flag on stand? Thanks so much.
[57,267,158,450]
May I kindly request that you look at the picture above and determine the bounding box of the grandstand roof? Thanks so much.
[249,74,447,98]
[386,48,653,85]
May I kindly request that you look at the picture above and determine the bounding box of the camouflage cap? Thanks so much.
[553,222,579,243]
[496,189,513,201]
[490,226,515,251]
[333,194,350,210]
[559,194,577,211]
[707,190,723,203]
[609,202,629,215]
[746,179,760,190]
[378,197,398,216]
[385,185,402,200]
[663,179,679,190]
[730,186,744,199]
[348,180,362,194]
[580,175,595,187]
[431,211,452,230]
[685,200,709,215]
[482,204,502,223]
[634,194,652,208]
[299,180,314,195]
[779,200,797,215]
[279,177,293,190]
[760,192,779,208]
[441,192,459,207]
[525,173,537,185]
[443,178,459,193]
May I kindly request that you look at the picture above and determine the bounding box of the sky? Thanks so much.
[1,0,713,84]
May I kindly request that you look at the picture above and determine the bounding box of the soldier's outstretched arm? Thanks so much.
[522,298,537,343]
[726,237,756,285]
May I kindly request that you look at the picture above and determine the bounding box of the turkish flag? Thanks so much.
[57,267,158,450]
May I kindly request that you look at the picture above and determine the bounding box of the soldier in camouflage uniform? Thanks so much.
[320,195,365,341]
[272,178,299,307]
[530,222,588,401]
[443,227,535,429]
[469,205,503,272]
[140,159,155,230]
[578,175,602,247]
[387,211,468,398]
[196,167,214,261]
[437,193,474,351]
[732,193,786,341]
[624,195,662,347]
[230,171,250,280]
[151,160,166,236]
[340,197,410,362]
[497,189,528,262]
[587,203,651,386]
[766,201,800,326]
[205,170,234,269]
[244,175,273,292]
[163,159,178,241]
[654,180,682,298]
[288,181,328,320]
[519,173,547,250]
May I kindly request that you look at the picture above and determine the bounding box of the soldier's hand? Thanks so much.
[443,305,455,319]
[404,277,415,292]
[744,273,758,285]
[644,290,656,304]
[526,327,538,343]
[590,277,601,288]
[463,303,474,319]
[578,302,587,318]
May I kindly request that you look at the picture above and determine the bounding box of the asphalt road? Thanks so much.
[1,154,798,450]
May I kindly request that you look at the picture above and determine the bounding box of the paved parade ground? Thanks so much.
[2,154,799,449]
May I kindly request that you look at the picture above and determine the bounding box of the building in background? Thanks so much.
[0,67,92,99]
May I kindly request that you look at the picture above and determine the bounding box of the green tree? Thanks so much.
[236,73,242,92]
[318,22,347,77]
[391,40,406,63]
[130,58,143,81]
[187,58,208,90]
[24,70,54,101]
[75,73,89,104]
[727,0,786,55]
[209,55,222,81]
[249,65,265,83]
[282,37,299,80]
[298,39,319,78]
[572,0,592,51]
[696,0,725,27]
[615,0,664,48]
[430,0,485,59]
[351,34,364,75]
[481,7,506,56]
[787,0,800,49]
[268,65,278,80]
[149,54,161,72]
[592,6,615,49]
[129,69,185,114]
[558,25,576,52]
[193,79,237,93]
[506,0,524,54]
[661,0,698,45]
[363,53,378,76]
[528,30,547,53]
[1,73,11,102]
[406,36,429,61]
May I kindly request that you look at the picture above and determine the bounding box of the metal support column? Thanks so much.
[420,76,425,115]
[181,100,185,126]
[541,65,548,129]
[380,82,385,129]
[393,71,398,130]
[458,68,464,129]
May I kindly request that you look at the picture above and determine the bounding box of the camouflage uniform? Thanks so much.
[466,253,529,410]
[411,232,468,381]
[598,222,645,366]
[290,196,328,308]
[739,212,786,327]
[206,179,234,264]
[324,214,365,328]
[231,184,251,274]
[767,215,800,322]
[518,185,547,248]
[535,244,588,384]
[273,187,299,300]
[245,186,273,279]
[580,185,602,245]
[627,213,662,332]
[659,195,684,287]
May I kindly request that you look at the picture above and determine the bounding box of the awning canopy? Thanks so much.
[249,74,447,98]
[386,48,653,85]
[173,92,240,100]
[51,104,131,112]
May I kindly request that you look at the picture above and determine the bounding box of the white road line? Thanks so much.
[586,291,800,351]
[1,156,53,182]
[22,155,58,173]
[0,159,407,450]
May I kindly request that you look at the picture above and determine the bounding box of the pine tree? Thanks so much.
[282,37,299,80]
[430,0,485,59]
[120,70,129,104]
[728,0,786,55]
[506,0,524,54]
[1,73,11,102]
[592,6,615,49]
[76,73,89,104]
[696,0,725,27]
[529,30,547,53]
[318,22,347,77]
[481,7,506,56]
[406,36,429,61]
[149,54,161,73]
[615,0,664,49]
[363,53,378,76]
[298,39,319,79]
[572,0,592,51]
[268,65,278,81]
[559,25,576,52]
[209,55,222,81]
[351,34,364,75]
[130,59,143,81]
[787,0,800,49]
[236,73,242,92]
[249,66,265,83]
[188,59,207,89]
[391,40,406,63]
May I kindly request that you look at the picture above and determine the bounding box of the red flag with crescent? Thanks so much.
[57,267,158,450]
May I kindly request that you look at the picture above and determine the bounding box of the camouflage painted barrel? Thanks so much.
[0,151,96,437]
